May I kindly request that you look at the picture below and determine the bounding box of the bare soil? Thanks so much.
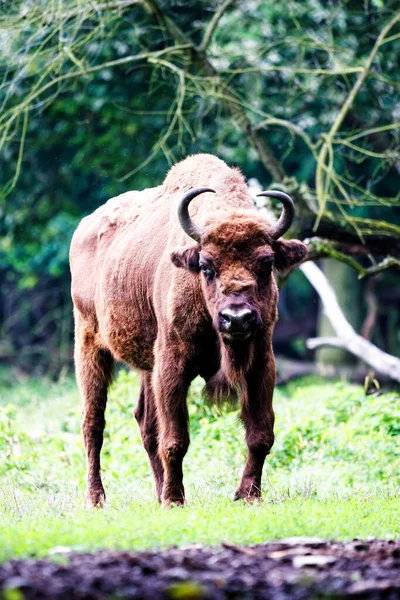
[1,538,400,599]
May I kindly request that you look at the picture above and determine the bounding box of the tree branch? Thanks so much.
[277,236,400,288]
[359,257,400,279]
[254,117,317,154]
[0,45,191,130]
[57,0,144,20]
[144,0,400,251]
[221,66,364,76]
[301,262,400,383]
[145,0,290,186]
[199,0,236,52]
[300,214,400,258]
[315,11,400,224]
[305,240,368,276]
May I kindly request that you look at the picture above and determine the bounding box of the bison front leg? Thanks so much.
[234,354,275,502]
[152,349,190,508]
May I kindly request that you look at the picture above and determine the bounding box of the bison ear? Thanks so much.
[273,239,308,272]
[171,246,200,272]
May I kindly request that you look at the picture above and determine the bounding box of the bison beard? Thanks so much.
[205,337,255,407]
[70,153,307,508]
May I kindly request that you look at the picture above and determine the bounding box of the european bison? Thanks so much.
[70,154,307,508]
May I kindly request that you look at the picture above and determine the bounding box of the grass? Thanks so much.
[0,370,399,561]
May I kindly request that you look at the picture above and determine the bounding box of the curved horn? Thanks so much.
[256,190,295,239]
[177,187,216,242]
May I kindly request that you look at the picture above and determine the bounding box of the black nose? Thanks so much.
[218,308,257,335]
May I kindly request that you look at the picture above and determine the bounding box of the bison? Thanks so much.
[70,153,307,508]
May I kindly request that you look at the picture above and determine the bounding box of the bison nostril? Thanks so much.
[220,312,232,326]
[242,311,255,326]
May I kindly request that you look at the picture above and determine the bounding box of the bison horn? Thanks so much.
[177,187,216,242]
[256,190,295,239]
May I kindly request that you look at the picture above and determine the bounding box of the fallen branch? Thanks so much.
[300,262,400,384]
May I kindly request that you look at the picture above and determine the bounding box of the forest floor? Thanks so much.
[0,369,399,598]
[1,539,400,599]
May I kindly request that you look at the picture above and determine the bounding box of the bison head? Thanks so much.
[171,188,307,346]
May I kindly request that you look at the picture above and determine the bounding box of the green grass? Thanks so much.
[0,370,399,561]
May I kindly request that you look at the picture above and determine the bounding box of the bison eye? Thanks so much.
[259,256,274,275]
[199,263,215,279]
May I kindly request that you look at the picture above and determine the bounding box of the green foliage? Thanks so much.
[0,371,399,561]
[1,1,399,282]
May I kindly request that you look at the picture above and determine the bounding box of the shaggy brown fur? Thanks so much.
[70,154,307,508]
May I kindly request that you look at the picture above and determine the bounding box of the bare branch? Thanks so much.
[254,117,316,155]
[315,11,400,225]
[57,0,144,20]
[359,257,400,279]
[0,45,191,130]
[145,0,290,187]
[145,0,193,46]
[221,66,364,76]
[305,240,367,276]
[118,58,186,181]
[199,0,236,52]
[1,109,28,200]
[278,236,400,287]
[307,336,346,349]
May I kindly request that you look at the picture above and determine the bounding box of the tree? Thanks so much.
[0,0,399,371]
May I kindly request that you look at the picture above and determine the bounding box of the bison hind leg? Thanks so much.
[203,370,238,409]
[135,373,164,502]
[75,311,114,508]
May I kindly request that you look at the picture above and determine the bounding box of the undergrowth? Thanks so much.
[0,370,399,560]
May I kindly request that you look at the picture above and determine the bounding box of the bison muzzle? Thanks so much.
[70,154,307,508]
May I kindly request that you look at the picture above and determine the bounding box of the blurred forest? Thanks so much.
[0,0,399,377]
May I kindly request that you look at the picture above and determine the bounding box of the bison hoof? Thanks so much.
[233,488,262,504]
[161,497,185,509]
[85,489,106,509]
[161,485,185,509]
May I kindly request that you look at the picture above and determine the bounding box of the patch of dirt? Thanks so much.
[1,538,400,599]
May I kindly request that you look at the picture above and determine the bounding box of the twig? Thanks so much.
[222,541,257,556]
[335,122,400,144]
[1,108,28,200]
[59,0,144,19]
[221,66,364,76]
[359,257,400,279]
[199,0,236,52]
[254,117,316,155]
